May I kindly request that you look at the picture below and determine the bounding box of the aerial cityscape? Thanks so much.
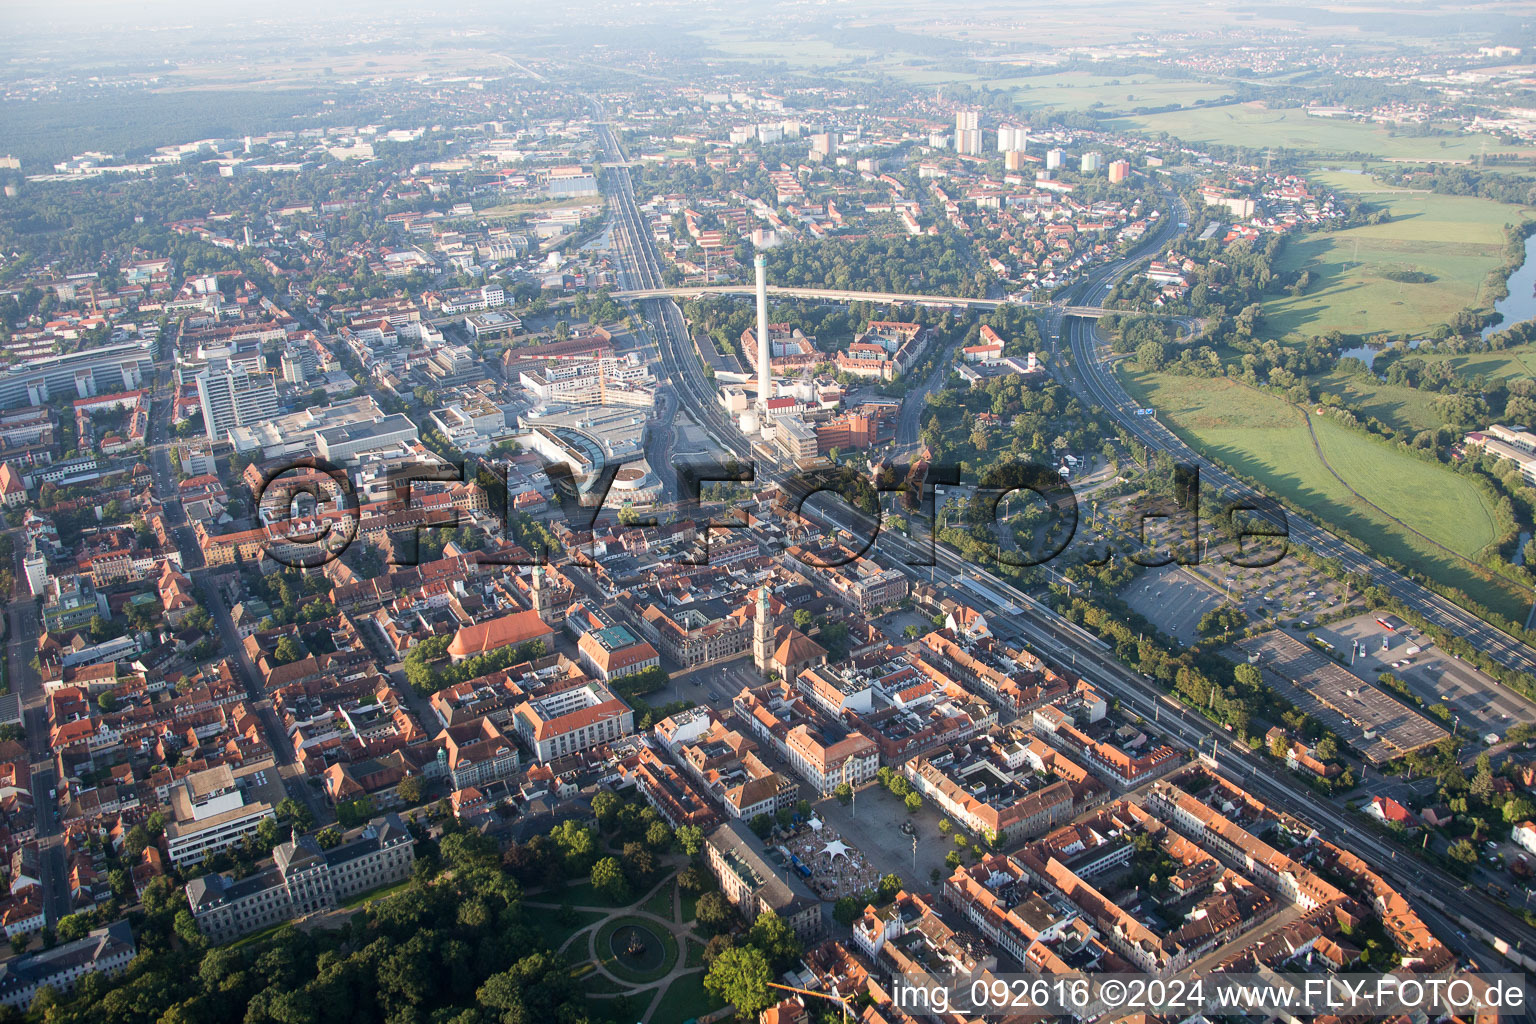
[3,0,1536,1020]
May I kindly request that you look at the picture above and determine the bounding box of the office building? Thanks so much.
[0,340,154,411]
[164,764,281,867]
[197,361,278,443]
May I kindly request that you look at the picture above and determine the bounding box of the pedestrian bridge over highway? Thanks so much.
[609,284,1184,320]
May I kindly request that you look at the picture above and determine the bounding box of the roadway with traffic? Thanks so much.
[594,116,1536,974]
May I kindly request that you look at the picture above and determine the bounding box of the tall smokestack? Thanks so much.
[755,253,771,411]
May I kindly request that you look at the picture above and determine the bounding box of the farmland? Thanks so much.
[1259,173,1535,343]
[1107,102,1524,161]
[1119,369,1527,620]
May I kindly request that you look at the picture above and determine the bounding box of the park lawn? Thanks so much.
[1108,102,1522,161]
[528,908,604,952]
[684,939,707,968]
[339,878,413,910]
[653,974,719,1024]
[640,880,676,920]
[680,886,700,923]
[1313,370,1445,436]
[1120,371,1528,620]
[550,880,643,909]
[1260,176,1534,343]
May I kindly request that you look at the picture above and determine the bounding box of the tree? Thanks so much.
[833,783,852,805]
[1449,839,1478,865]
[315,827,342,849]
[748,814,774,839]
[696,891,733,933]
[592,790,622,831]
[904,791,923,814]
[591,856,628,902]
[676,824,705,857]
[832,896,862,925]
[646,820,673,852]
[793,609,813,631]
[123,823,152,858]
[747,909,801,972]
[273,635,304,665]
[877,873,904,901]
[55,914,89,944]
[937,818,952,835]
[705,946,773,1019]
[396,775,425,806]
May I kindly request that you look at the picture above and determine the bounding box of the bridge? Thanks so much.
[609,284,1180,320]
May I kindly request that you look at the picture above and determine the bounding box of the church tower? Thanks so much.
[752,584,775,676]
[531,564,549,623]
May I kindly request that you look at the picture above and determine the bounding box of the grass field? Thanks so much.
[1119,370,1527,619]
[1260,173,1534,343]
[653,974,717,1023]
[982,71,1234,114]
[1312,370,1444,436]
[1108,103,1524,161]
[1378,341,1536,382]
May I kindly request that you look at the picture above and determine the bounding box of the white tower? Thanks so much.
[754,253,772,414]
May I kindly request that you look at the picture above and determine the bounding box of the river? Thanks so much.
[1483,231,1536,340]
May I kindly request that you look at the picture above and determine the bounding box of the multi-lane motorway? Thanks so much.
[1063,282,1536,680]
[595,118,1536,972]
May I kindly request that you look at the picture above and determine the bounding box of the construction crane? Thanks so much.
[767,980,855,1021]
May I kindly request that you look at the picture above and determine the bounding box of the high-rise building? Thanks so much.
[1080,151,1104,174]
[810,132,837,158]
[996,126,1028,152]
[1005,151,1028,172]
[197,359,279,443]
[954,110,982,156]
[1108,159,1130,183]
[1045,148,1065,170]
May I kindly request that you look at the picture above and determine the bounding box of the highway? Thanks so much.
[1063,285,1536,680]
[593,122,1536,972]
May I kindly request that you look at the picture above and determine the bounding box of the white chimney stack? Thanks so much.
[754,253,771,412]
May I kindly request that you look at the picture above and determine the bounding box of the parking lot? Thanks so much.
[1122,564,1224,647]
[1300,612,1536,738]
[1238,629,1447,763]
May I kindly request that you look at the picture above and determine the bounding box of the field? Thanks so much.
[1119,370,1527,620]
[1312,370,1444,436]
[1378,341,1536,382]
[980,71,1235,114]
[1260,173,1534,343]
[1108,103,1525,161]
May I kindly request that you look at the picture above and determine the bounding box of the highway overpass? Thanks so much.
[609,284,1180,320]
